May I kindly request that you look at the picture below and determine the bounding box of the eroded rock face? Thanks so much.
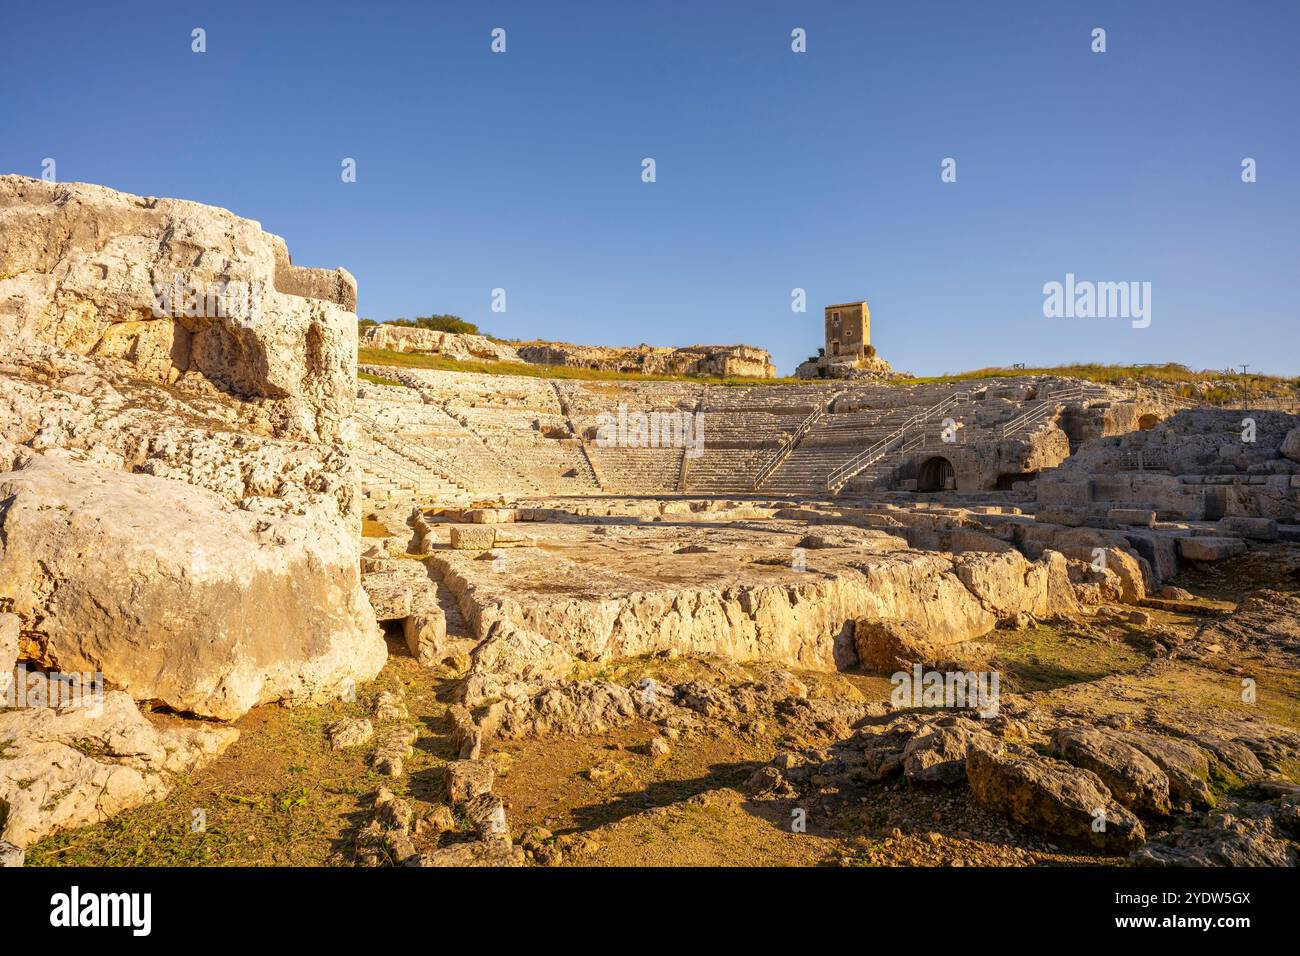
[0,177,385,720]
[516,341,777,379]
[0,691,238,848]
[440,550,1009,672]
[360,325,521,363]
[0,175,357,441]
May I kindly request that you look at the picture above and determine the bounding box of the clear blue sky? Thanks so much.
[3,1,1297,375]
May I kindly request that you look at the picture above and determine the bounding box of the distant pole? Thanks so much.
[1238,364,1250,412]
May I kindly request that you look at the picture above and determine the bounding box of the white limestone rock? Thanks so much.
[0,691,238,848]
[0,456,385,721]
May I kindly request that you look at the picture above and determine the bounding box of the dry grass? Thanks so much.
[893,362,1300,403]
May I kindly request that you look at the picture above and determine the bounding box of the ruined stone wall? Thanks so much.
[1037,408,1300,520]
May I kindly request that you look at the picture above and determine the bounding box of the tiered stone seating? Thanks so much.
[587,446,684,494]
[356,438,470,504]
[683,447,770,493]
[357,370,602,498]
[700,409,807,447]
[356,368,1130,501]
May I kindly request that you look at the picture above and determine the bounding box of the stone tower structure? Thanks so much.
[824,301,870,360]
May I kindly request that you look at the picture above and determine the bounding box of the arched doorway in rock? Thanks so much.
[917,455,956,492]
[1138,413,1161,430]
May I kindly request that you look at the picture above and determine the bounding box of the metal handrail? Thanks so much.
[998,384,1112,438]
[825,389,974,490]
[751,392,842,489]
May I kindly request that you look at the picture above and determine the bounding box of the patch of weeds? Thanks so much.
[1208,763,1249,798]
[69,737,110,758]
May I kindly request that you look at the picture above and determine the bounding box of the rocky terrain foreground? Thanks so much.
[3,176,1298,868]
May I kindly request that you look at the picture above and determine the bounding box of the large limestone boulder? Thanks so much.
[1119,731,1215,812]
[0,689,239,848]
[0,453,385,721]
[952,550,1043,620]
[1051,727,1172,816]
[853,619,991,673]
[966,736,1146,854]
[948,548,1082,622]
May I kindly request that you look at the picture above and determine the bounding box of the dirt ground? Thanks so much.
[27,546,1300,868]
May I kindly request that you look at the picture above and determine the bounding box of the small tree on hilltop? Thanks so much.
[414,314,479,335]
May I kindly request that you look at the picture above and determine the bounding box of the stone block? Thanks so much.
[1038,481,1092,508]
[467,508,516,524]
[1177,537,1247,562]
[450,526,496,550]
[1036,508,1089,527]
[404,604,447,668]
[1109,509,1156,528]
[1215,516,1278,541]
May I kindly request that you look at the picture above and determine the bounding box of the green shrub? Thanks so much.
[385,315,480,335]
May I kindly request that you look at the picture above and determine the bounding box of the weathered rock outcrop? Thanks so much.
[1132,811,1295,866]
[0,177,385,720]
[1180,588,1300,662]
[0,175,357,441]
[516,341,776,379]
[0,457,384,719]
[360,325,521,363]
[966,736,1146,854]
[433,545,1085,675]
[1051,726,1172,817]
[0,690,238,848]
[1039,407,1300,521]
[436,550,1002,672]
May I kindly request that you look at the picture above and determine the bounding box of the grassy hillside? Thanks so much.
[894,363,1300,403]
[359,349,1300,401]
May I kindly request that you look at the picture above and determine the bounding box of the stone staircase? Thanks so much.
[752,382,1117,496]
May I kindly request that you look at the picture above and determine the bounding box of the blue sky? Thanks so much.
[3,1,1297,375]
